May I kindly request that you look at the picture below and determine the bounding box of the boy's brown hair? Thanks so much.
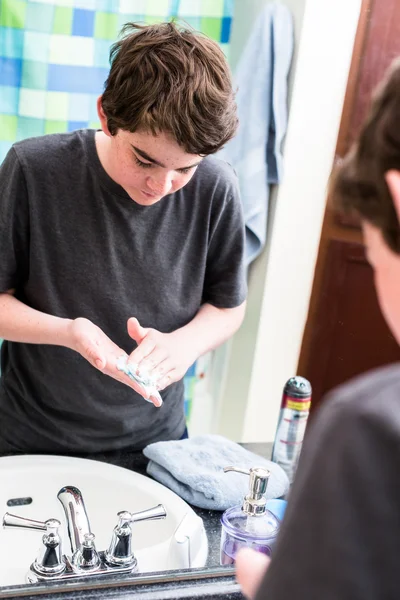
[330,58,400,253]
[101,21,237,156]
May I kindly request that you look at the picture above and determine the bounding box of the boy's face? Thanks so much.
[363,221,400,344]
[97,105,203,206]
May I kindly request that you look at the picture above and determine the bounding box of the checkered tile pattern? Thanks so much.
[0,0,234,162]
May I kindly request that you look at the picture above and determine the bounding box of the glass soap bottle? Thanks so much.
[220,466,280,565]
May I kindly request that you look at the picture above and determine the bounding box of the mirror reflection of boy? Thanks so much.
[236,58,400,600]
[0,22,247,454]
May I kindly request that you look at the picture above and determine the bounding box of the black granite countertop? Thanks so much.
[0,442,272,600]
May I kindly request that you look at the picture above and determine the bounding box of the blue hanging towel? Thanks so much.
[218,3,294,265]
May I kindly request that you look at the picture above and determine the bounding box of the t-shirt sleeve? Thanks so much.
[202,188,247,308]
[0,147,30,292]
[255,384,400,600]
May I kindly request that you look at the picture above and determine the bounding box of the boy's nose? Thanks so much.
[147,174,173,196]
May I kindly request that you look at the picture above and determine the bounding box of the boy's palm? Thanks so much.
[68,317,150,401]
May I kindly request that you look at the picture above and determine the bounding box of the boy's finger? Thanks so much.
[84,342,106,371]
[149,390,163,408]
[235,548,270,599]
[128,337,157,367]
[156,370,174,392]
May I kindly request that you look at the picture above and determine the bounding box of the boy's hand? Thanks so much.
[126,317,196,391]
[67,317,155,402]
[235,548,270,599]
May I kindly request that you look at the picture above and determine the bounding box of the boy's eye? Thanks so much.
[134,156,153,169]
[133,154,195,175]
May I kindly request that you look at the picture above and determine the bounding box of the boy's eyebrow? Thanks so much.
[131,145,202,170]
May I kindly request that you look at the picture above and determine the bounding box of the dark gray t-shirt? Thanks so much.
[255,363,400,600]
[0,129,246,453]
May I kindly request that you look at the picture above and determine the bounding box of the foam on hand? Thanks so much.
[116,355,163,406]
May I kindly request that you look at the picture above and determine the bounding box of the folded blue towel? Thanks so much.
[143,435,290,510]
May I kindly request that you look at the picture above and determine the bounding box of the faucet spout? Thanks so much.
[57,486,92,556]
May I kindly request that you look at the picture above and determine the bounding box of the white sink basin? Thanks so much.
[0,455,208,587]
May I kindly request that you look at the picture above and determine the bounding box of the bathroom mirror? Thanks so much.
[1,0,398,596]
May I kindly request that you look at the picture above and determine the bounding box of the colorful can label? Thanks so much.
[272,377,312,483]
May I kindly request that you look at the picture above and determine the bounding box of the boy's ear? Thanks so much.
[385,170,400,224]
[96,96,112,137]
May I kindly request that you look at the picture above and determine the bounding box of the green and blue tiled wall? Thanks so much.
[0,0,234,161]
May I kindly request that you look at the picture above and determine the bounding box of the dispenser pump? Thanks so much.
[223,466,270,516]
[220,466,279,564]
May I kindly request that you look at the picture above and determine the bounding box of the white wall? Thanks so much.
[216,0,362,442]
[214,0,305,441]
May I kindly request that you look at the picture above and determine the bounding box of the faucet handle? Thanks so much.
[3,512,59,532]
[118,503,167,526]
[105,504,167,569]
[3,512,65,577]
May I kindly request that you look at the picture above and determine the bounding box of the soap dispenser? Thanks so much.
[220,466,280,565]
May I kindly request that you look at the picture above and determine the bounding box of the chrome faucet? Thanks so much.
[3,485,166,582]
[57,486,92,554]
[57,486,100,570]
